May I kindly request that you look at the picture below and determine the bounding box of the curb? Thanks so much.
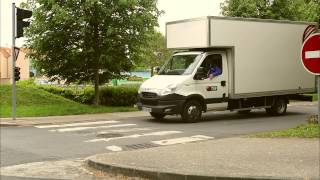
[86,157,304,180]
[0,123,19,127]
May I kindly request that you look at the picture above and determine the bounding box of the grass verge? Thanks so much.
[0,85,137,118]
[250,124,320,138]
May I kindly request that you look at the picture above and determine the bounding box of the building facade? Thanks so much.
[0,47,30,84]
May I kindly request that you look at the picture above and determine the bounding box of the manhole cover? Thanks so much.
[96,133,123,138]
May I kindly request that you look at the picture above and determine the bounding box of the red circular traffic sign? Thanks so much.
[301,33,320,75]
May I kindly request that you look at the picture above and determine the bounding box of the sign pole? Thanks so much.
[318,75,320,122]
[12,3,16,120]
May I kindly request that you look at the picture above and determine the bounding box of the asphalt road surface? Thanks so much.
[0,103,316,179]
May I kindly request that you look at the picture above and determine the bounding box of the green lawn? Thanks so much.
[0,85,137,118]
[250,124,319,138]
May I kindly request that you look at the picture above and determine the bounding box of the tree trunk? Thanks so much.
[94,70,100,106]
[150,66,154,77]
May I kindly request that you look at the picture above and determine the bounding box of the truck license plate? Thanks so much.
[142,107,152,112]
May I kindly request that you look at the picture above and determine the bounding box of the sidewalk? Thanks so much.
[0,111,149,127]
[87,137,320,180]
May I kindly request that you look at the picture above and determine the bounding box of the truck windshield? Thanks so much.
[158,54,202,75]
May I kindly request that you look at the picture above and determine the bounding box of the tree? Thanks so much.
[221,0,320,22]
[135,31,172,76]
[25,0,160,105]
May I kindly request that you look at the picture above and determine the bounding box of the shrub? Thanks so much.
[99,86,138,106]
[37,85,138,106]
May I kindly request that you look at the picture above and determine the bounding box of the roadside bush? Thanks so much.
[99,86,138,106]
[37,85,138,106]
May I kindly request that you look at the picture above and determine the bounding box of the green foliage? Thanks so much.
[99,86,138,106]
[25,0,161,104]
[250,124,320,138]
[37,85,138,106]
[135,32,173,74]
[0,85,136,118]
[221,0,320,22]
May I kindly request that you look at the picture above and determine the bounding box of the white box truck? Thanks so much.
[137,16,317,122]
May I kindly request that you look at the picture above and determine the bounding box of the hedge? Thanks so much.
[38,85,138,106]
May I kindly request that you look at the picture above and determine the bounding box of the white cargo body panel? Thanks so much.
[166,17,316,98]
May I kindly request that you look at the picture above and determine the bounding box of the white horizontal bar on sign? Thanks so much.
[49,124,136,132]
[305,50,320,59]
[85,131,182,143]
[152,135,213,146]
[106,145,123,152]
[35,120,119,129]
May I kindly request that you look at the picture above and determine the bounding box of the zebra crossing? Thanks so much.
[34,120,214,152]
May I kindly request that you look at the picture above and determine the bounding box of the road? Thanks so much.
[0,103,316,179]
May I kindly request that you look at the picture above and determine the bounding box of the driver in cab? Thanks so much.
[207,62,222,80]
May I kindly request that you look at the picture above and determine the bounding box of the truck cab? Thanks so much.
[137,50,230,122]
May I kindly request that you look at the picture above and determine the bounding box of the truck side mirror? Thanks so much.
[194,67,206,80]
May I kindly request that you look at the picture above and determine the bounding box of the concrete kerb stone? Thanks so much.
[86,156,298,180]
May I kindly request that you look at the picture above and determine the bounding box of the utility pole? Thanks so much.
[12,3,16,120]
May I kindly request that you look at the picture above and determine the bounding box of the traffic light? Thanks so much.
[16,8,32,38]
[14,67,21,81]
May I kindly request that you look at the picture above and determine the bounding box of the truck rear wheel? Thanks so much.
[181,100,202,123]
[150,112,165,120]
[266,98,287,116]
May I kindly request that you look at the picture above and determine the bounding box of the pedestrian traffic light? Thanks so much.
[16,7,32,38]
[14,67,21,81]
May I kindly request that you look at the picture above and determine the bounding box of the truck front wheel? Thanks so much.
[266,98,287,116]
[150,112,165,120]
[181,100,202,123]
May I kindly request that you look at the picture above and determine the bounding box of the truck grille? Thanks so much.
[141,92,157,98]
[141,99,158,106]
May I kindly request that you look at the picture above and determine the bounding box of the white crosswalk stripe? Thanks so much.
[97,128,152,135]
[35,120,119,129]
[152,135,213,146]
[49,124,136,133]
[34,120,214,151]
[85,131,182,143]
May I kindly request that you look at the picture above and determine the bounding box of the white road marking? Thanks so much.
[97,128,152,134]
[152,135,213,146]
[106,145,123,152]
[305,50,320,59]
[85,131,182,143]
[49,124,136,132]
[35,120,119,129]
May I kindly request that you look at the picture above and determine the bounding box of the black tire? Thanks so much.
[150,112,165,119]
[181,100,202,123]
[238,110,251,114]
[266,98,287,116]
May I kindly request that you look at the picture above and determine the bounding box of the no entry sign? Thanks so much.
[301,33,320,75]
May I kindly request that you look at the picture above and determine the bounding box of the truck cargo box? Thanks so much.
[166,17,317,98]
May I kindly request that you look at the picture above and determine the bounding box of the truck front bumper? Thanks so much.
[137,93,186,115]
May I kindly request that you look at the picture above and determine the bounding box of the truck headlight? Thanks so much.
[158,84,177,96]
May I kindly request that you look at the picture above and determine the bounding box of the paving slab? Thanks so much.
[87,137,320,180]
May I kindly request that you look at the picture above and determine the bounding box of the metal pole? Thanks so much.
[318,75,320,123]
[12,3,16,120]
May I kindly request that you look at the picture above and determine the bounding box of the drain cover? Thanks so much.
[125,143,158,150]
[96,133,123,138]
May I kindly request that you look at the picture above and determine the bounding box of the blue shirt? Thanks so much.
[208,66,222,76]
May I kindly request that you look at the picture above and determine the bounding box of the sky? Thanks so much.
[0,0,223,47]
